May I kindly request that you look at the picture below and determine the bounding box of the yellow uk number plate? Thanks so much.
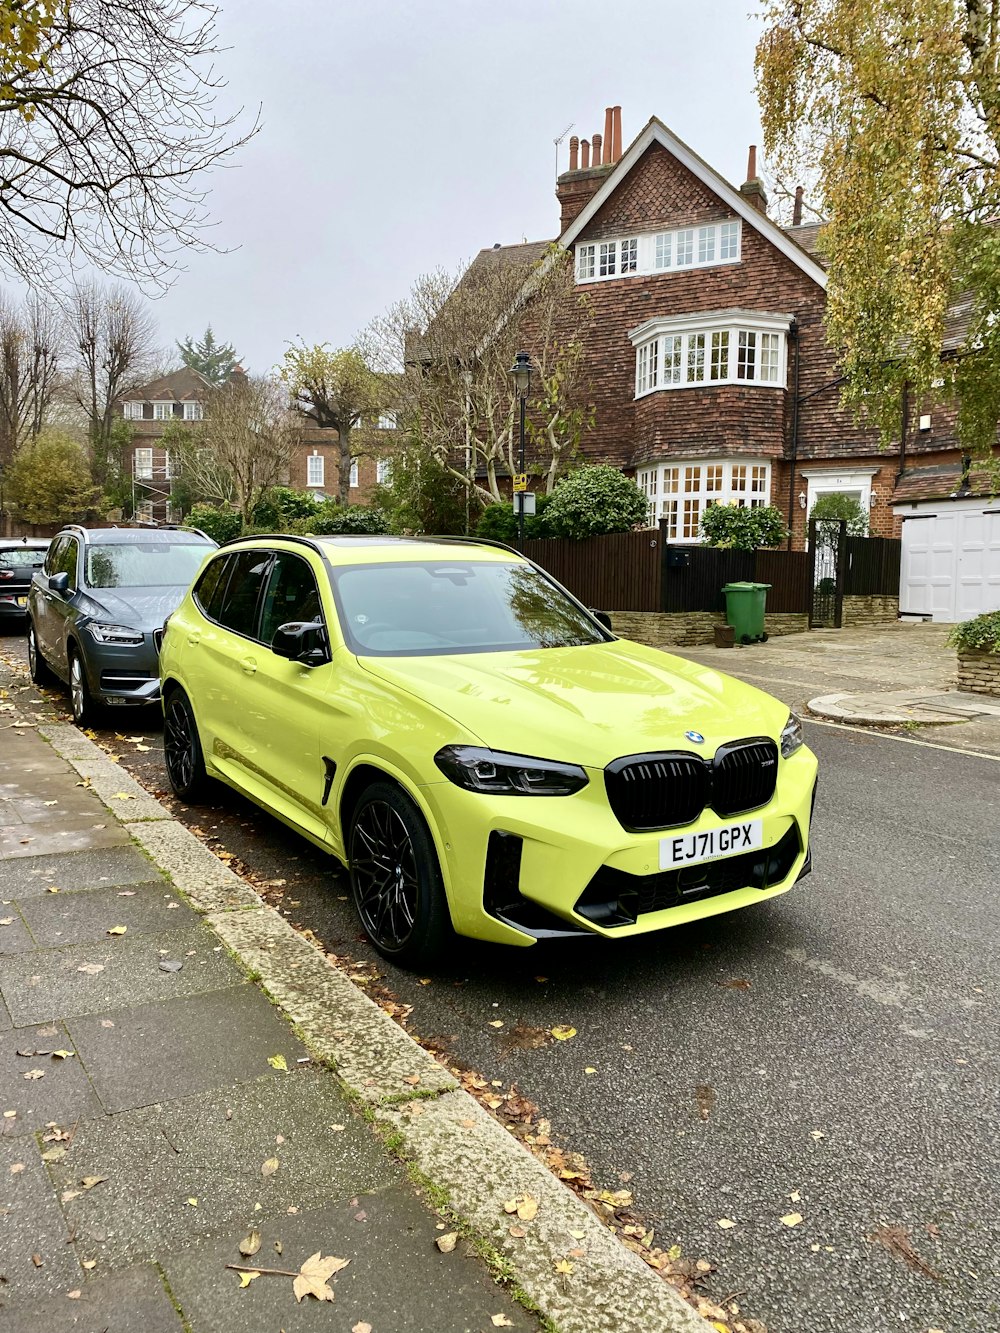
[659,819,763,871]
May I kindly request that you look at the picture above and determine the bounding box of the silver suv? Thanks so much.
[27,525,215,725]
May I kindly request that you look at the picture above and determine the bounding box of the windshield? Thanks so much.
[330,560,608,656]
[0,548,46,569]
[85,543,209,590]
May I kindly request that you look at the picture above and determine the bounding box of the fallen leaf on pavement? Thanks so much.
[550,1025,577,1041]
[81,1175,106,1190]
[717,1218,737,1229]
[352,1323,373,1333]
[110,792,136,800]
[31,1254,42,1267]
[869,1224,941,1280]
[238,1230,261,1258]
[106,925,127,935]
[491,1316,514,1328]
[51,1050,75,1059]
[61,1189,81,1202]
[186,1197,198,1206]
[23,1069,44,1080]
[435,1232,458,1253]
[789,1190,801,1203]
[77,963,104,975]
[41,1147,66,1162]
[781,1212,803,1227]
[266,1054,287,1072]
[508,1225,527,1238]
[293,1251,349,1303]
[238,1270,259,1287]
[9,1162,25,1174]
[554,1258,574,1274]
[67,1289,81,1299]
[261,1157,279,1177]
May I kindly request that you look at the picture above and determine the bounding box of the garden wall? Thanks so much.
[956,650,1000,697]
[841,595,899,628]
[610,610,809,649]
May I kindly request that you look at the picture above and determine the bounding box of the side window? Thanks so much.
[57,538,79,590]
[43,536,66,577]
[214,551,273,638]
[193,555,231,620]
[259,553,323,646]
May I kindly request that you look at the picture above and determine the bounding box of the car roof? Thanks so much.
[59,527,214,546]
[221,534,524,567]
[0,538,50,549]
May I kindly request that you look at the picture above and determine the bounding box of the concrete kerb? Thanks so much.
[807,692,966,726]
[65,755,173,822]
[31,718,715,1333]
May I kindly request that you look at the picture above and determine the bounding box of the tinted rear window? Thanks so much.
[193,555,231,619]
[215,551,272,638]
[0,548,46,569]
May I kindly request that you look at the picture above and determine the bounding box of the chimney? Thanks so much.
[792,185,804,226]
[568,135,579,172]
[592,131,603,165]
[581,138,590,169]
[555,108,620,230]
[603,107,613,164]
[739,143,768,216]
[612,105,622,162]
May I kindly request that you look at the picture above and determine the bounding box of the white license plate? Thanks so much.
[659,819,763,870]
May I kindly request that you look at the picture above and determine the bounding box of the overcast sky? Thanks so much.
[149,0,767,373]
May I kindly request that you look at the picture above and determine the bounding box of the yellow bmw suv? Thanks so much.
[160,535,817,966]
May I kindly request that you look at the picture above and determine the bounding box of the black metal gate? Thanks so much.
[809,518,847,628]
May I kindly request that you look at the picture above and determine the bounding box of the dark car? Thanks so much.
[27,525,216,725]
[0,538,50,623]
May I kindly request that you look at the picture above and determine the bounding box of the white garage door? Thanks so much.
[899,503,1000,622]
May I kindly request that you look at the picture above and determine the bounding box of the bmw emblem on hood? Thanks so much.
[685,730,705,745]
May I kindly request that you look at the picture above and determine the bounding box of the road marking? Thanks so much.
[803,716,1000,763]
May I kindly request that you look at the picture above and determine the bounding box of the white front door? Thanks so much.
[898,502,1000,621]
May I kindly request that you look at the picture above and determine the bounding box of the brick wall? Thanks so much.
[956,650,1000,697]
[610,609,808,648]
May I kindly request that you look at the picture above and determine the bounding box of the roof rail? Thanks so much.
[218,532,325,554]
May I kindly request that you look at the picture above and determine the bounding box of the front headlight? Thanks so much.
[780,711,805,759]
[89,622,144,645]
[434,745,588,796]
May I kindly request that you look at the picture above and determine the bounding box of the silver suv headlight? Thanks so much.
[434,745,588,796]
[780,711,805,758]
[89,622,144,645]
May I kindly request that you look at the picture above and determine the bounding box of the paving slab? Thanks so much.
[19,881,198,949]
[160,1187,536,1333]
[0,1021,102,1131]
[0,815,130,858]
[125,820,264,913]
[0,992,12,1031]
[0,1136,83,1306]
[0,844,164,897]
[67,985,308,1113]
[67,757,173,822]
[0,903,34,954]
[47,1069,397,1266]
[0,1262,184,1333]
[0,925,244,1026]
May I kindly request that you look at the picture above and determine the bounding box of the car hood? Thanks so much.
[359,639,790,769]
[75,587,189,631]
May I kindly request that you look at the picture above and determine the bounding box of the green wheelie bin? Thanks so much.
[722,581,771,644]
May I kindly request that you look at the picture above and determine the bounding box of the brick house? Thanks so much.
[468,108,999,620]
[119,368,392,520]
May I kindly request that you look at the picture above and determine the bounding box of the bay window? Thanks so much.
[630,310,791,396]
[636,459,772,541]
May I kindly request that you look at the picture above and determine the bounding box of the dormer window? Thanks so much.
[576,220,740,284]
[123,401,144,420]
[153,401,172,421]
[183,401,203,421]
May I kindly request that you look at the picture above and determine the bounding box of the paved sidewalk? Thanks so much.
[670,621,1000,757]
[0,673,711,1333]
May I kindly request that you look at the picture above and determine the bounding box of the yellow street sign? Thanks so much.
[513,474,528,492]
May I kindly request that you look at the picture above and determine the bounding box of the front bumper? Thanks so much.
[419,746,819,946]
[82,634,162,707]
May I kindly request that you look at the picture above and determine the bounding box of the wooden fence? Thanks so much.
[522,526,899,615]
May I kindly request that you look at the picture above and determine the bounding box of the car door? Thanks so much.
[36,536,80,678]
[229,549,336,843]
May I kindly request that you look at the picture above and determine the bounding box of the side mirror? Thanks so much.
[271,619,328,665]
[49,571,70,596]
[590,609,612,632]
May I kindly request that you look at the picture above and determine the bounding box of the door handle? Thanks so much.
[187,631,201,646]
[240,656,257,675]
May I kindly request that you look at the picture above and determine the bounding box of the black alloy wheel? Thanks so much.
[348,781,452,967]
[69,649,98,727]
[163,688,212,802]
[27,621,54,686]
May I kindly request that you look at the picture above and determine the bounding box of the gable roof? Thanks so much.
[558,117,829,291]
[127,366,211,403]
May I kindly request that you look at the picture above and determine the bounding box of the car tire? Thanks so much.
[162,688,213,803]
[68,647,99,727]
[27,620,55,686]
[348,780,453,967]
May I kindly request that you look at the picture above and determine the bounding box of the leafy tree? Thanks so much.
[808,491,869,535]
[177,327,241,386]
[184,503,242,545]
[700,503,789,551]
[543,466,648,540]
[279,342,384,503]
[756,0,1000,462]
[476,494,553,543]
[372,439,471,535]
[4,430,101,524]
[0,291,61,469]
[302,502,389,536]
[250,486,319,530]
[0,0,256,289]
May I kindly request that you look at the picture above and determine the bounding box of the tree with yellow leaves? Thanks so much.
[756,0,1000,462]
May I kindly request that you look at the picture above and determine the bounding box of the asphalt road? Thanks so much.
[4,626,998,1333]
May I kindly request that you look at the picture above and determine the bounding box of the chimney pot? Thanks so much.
[603,107,614,164]
[746,145,757,180]
[581,138,590,169]
[793,185,804,226]
[593,131,603,165]
[569,135,579,172]
[612,105,622,162]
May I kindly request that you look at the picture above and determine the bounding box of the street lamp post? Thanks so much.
[510,350,532,548]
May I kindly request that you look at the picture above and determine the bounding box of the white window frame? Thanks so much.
[306,452,324,487]
[135,499,154,521]
[134,447,153,480]
[376,458,392,485]
[165,450,180,480]
[636,458,773,541]
[123,401,144,420]
[349,459,359,489]
[377,411,397,430]
[629,309,792,397]
[153,401,173,421]
[577,219,741,284]
[800,468,879,520]
[183,401,203,421]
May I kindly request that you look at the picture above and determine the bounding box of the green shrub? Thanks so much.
[808,491,869,536]
[303,502,390,535]
[476,493,553,544]
[184,503,243,544]
[250,486,319,529]
[948,610,1000,655]
[543,466,648,540]
[700,502,788,550]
